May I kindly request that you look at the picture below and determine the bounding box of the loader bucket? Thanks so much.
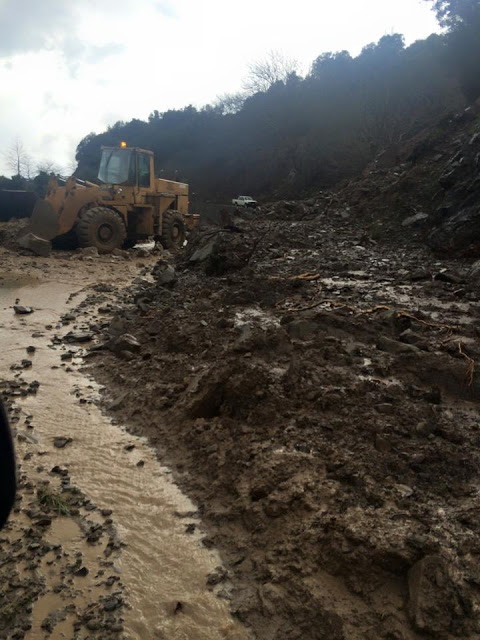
[22,198,61,241]
[0,190,37,221]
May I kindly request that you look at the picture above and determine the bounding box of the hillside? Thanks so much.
[74,32,465,201]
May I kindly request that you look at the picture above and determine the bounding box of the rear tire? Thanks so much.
[160,210,185,251]
[76,207,126,254]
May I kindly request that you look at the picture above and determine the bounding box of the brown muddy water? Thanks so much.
[0,268,249,640]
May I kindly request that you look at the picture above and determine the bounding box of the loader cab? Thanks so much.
[98,146,154,190]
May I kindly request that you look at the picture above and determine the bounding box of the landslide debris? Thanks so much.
[84,204,480,639]
[333,103,480,255]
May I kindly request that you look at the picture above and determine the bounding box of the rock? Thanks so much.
[108,393,128,410]
[14,305,33,315]
[18,233,52,257]
[35,516,52,527]
[26,346,36,353]
[427,206,480,255]
[408,555,469,635]
[155,264,177,287]
[402,212,429,227]
[433,270,463,284]
[189,239,217,263]
[86,620,101,631]
[110,334,141,354]
[469,132,480,146]
[80,246,98,256]
[376,336,420,354]
[109,314,129,337]
[53,436,73,449]
[206,566,228,586]
[63,331,94,343]
[470,259,480,281]
[112,248,130,259]
[103,597,120,611]
[395,484,414,498]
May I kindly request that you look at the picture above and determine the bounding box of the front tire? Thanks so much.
[76,207,126,254]
[160,210,185,251]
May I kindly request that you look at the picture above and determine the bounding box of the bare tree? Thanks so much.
[243,50,300,94]
[214,92,247,115]
[23,154,34,181]
[36,159,61,175]
[4,137,30,177]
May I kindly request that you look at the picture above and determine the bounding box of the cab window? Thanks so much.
[138,153,150,188]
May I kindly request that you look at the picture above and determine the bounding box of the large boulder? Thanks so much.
[427,206,480,255]
[18,232,51,257]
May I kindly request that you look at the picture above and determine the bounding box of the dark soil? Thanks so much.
[83,205,480,640]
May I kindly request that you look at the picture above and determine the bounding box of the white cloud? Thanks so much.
[0,0,439,176]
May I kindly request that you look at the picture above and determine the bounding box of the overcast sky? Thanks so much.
[0,0,439,176]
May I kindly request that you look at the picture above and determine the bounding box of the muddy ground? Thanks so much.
[41,202,478,640]
[2,192,480,638]
[0,243,248,640]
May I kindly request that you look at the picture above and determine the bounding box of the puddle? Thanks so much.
[30,593,74,639]
[0,273,249,640]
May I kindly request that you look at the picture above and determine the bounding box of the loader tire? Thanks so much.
[76,207,126,254]
[161,211,185,251]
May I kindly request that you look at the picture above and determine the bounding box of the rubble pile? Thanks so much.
[330,106,480,255]
[87,204,480,639]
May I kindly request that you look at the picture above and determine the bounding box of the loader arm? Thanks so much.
[25,177,101,241]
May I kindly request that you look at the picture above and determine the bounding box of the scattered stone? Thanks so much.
[64,331,94,343]
[109,334,141,354]
[402,212,429,227]
[154,263,177,287]
[53,436,73,449]
[14,305,33,315]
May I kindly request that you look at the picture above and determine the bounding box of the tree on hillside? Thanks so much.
[243,50,300,94]
[426,0,480,100]
[75,32,464,199]
[427,0,480,27]
[4,137,32,179]
[214,92,246,115]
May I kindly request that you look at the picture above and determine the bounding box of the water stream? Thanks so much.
[0,270,248,640]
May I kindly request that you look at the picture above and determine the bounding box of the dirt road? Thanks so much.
[0,245,248,640]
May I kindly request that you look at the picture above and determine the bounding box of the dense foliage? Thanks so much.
[426,0,480,100]
[72,6,479,201]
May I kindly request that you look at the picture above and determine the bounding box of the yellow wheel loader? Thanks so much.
[20,145,197,254]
